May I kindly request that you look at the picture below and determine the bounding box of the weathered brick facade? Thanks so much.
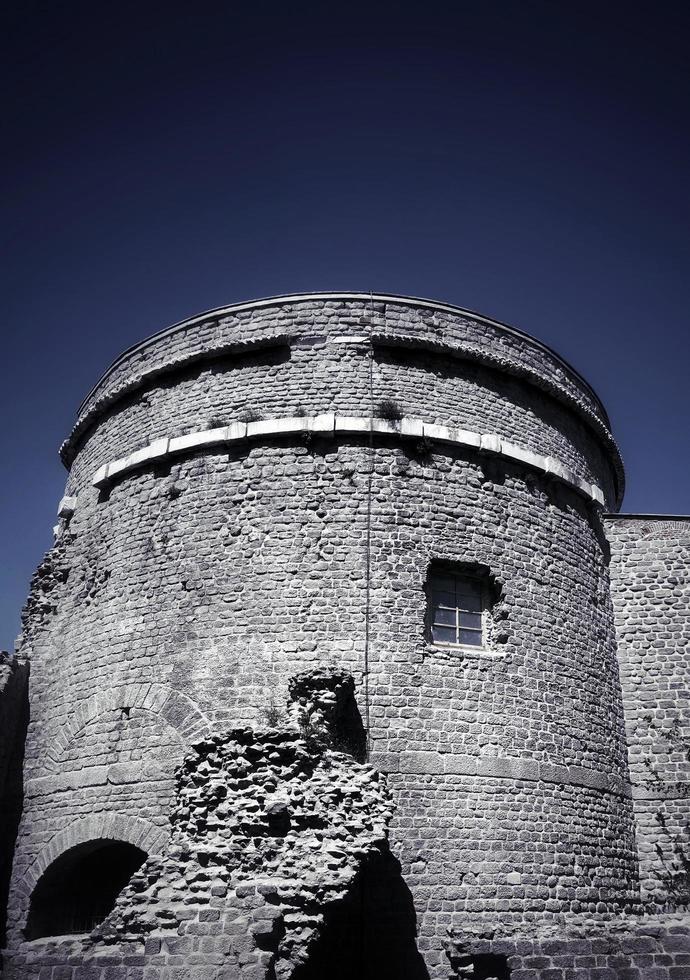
[606,516,690,913]
[1,294,687,978]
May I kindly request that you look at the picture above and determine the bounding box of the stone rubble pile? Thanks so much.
[89,669,392,979]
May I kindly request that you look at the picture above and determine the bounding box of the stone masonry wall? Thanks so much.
[0,652,28,950]
[446,913,690,979]
[61,296,622,507]
[5,296,636,977]
[4,669,394,980]
[607,515,690,912]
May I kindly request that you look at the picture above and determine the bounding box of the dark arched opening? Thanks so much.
[25,839,147,939]
[291,847,429,980]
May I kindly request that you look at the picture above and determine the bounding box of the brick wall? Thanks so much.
[4,296,642,977]
[0,652,28,949]
[447,914,690,979]
[607,516,690,911]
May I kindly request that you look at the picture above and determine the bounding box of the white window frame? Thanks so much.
[427,569,490,650]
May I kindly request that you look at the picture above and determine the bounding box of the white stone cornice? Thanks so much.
[91,415,607,507]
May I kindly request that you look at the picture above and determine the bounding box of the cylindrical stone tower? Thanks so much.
[6,293,639,978]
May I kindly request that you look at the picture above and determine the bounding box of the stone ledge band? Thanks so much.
[25,750,632,800]
[376,749,632,798]
[90,415,607,507]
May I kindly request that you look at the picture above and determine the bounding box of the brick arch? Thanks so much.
[45,683,212,772]
[14,813,167,919]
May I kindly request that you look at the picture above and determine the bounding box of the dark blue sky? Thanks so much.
[1,1,688,649]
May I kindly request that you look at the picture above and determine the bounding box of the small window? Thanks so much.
[428,570,488,648]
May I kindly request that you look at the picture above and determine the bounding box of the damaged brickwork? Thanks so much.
[4,668,393,979]
[1,294,688,978]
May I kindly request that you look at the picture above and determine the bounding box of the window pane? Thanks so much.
[433,606,456,627]
[432,625,457,645]
[432,590,456,609]
[458,592,482,613]
[431,574,456,592]
[459,628,482,646]
[461,612,482,630]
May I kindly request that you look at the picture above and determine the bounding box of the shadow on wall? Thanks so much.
[292,845,430,980]
[332,686,368,762]
[0,659,29,952]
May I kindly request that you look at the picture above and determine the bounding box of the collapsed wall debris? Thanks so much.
[6,668,394,979]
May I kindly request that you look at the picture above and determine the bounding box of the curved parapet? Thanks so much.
[59,293,624,509]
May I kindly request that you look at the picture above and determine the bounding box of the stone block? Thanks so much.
[480,432,502,454]
[544,456,571,483]
[92,463,110,487]
[226,420,248,441]
[500,440,545,471]
[400,750,444,774]
[247,418,308,438]
[330,334,369,344]
[124,437,171,470]
[398,417,424,438]
[590,483,606,505]
[422,421,455,443]
[370,418,398,435]
[454,427,482,448]
[335,416,370,434]
[443,754,479,777]
[311,412,335,433]
[57,495,78,518]
[169,428,228,454]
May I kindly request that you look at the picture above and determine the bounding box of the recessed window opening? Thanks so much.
[25,839,147,940]
[428,569,489,649]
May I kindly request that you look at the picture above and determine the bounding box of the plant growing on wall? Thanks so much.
[376,397,403,421]
[642,714,690,910]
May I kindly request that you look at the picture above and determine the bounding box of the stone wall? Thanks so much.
[0,652,28,951]
[446,913,690,979]
[61,296,622,507]
[607,515,690,911]
[3,295,642,977]
[4,669,396,979]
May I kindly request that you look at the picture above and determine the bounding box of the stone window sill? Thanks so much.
[424,643,507,661]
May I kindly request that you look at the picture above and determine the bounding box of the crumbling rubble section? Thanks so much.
[19,532,73,648]
[21,668,393,979]
[287,666,368,761]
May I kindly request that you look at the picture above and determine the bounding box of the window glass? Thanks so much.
[432,625,457,644]
[459,628,482,645]
[429,570,488,648]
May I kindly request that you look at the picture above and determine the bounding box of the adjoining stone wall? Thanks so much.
[607,515,690,912]
[446,913,690,979]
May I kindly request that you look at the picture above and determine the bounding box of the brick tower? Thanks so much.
[4,294,653,979]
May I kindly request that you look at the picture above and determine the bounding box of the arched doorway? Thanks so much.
[25,839,147,939]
